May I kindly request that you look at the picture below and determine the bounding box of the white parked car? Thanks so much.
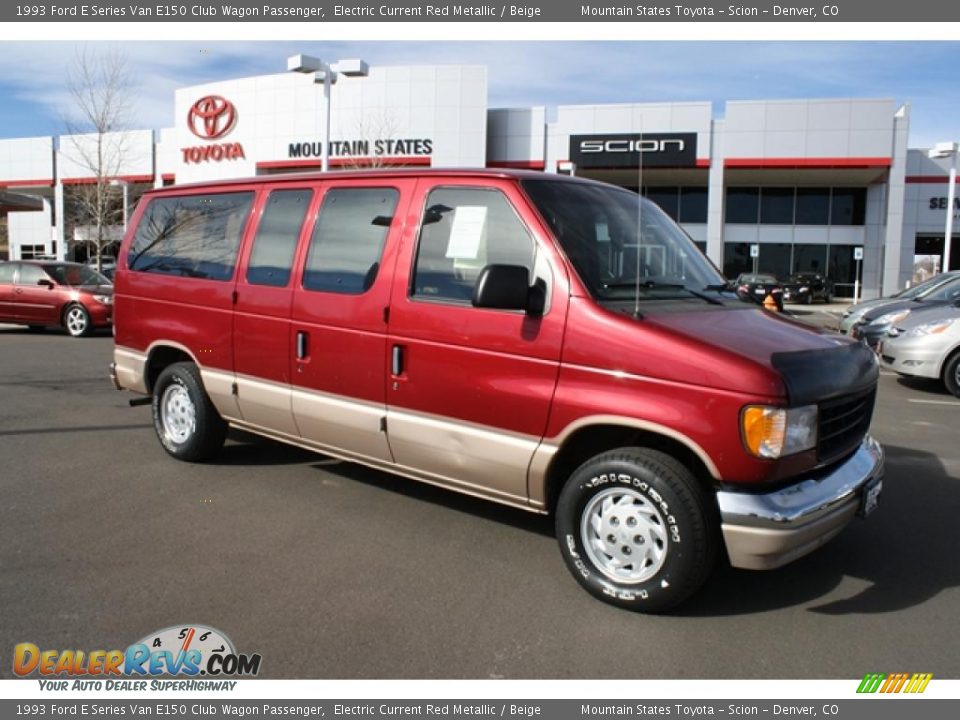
[881,304,960,397]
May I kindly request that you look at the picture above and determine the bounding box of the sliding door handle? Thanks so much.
[391,345,405,376]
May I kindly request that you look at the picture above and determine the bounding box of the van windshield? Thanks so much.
[522,178,724,301]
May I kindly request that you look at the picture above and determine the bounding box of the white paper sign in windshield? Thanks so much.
[445,206,487,260]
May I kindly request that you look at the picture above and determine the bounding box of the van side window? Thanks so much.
[412,187,534,303]
[246,189,312,287]
[128,192,254,281]
[302,187,398,295]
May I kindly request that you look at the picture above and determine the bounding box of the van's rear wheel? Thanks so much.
[152,362,227,462]
[555,448,717,612]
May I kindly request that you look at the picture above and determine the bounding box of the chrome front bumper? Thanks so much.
[717,436,884,570]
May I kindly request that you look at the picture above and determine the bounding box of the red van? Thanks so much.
[110,170,883,611]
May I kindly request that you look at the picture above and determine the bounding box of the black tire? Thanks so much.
[555,447,718,612]
[63,304,92,337]
[152,362,227,462]
[803,293,812,305]
[825,292,833,304]
[943,351,960,398]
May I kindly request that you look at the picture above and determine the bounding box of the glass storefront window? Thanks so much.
[793,244,828,275]
[679,187,708,224]
[828,245,857,285]
[723,242,752,279]
[759,188,794,224]
[645,187,679,220]
[725,187,759,223]
[795,188,830,225]
[758,243,792,279]
[830,188,866,226]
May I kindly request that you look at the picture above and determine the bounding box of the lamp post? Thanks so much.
[928,141,958,273]
[287,54,338,172]
[287,55,369,172]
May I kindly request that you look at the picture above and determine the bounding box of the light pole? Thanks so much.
[287,54,337,172]
[287,55,369,172]
[929,141,958,273]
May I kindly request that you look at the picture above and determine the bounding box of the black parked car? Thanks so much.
[782,273,834,304]
[734,273,784,312]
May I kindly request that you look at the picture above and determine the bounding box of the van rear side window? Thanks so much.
[302,187,398,294]
[246,189,313,287]
[128,192,254,281]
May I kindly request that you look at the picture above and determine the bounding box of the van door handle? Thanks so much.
[296,331,309,361]
[391,345,405,376]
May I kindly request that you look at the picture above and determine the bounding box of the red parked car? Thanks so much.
[110,170,883,611]
[0,261,113,337]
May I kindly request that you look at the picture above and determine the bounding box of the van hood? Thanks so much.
[639,305,878,404]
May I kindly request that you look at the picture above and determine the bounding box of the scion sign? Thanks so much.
[570,133,698,169]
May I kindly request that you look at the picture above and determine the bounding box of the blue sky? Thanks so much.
[0,41,957,148]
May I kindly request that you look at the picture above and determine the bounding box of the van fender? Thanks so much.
[528,414,722,508]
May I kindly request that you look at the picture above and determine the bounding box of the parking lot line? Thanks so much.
[907,398,960,407]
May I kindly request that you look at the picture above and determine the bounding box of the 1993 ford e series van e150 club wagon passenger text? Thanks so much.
[110,169,884,611]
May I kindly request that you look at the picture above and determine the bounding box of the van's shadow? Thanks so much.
[679,444,958,617]
[216,436,955,614]
[220,430,555,537]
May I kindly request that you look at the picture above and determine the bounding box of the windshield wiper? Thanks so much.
[601,281,724,306]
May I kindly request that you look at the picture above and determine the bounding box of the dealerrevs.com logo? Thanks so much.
[13,624,261,689]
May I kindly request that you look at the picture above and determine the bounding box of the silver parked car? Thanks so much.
[839,271,960,335]
[880,304,960,397]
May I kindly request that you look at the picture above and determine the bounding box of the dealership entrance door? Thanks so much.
[914,235,960,283]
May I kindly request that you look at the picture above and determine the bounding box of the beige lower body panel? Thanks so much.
[232,374,298,437]
[386,408,539,505]
[113,347,148,394]
[721,499,859,571]
[292,386,393,463]
[199,368,242,422]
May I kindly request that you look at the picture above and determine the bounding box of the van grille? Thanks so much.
[818,387,876,463]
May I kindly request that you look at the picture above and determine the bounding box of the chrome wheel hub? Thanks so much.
[160,383,196,445]
[66,307,88,335]
[581,487,668,584]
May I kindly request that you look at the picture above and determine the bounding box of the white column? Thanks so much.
[705,118,726,268]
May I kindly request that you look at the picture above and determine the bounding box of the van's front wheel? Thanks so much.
[555,448,717,612]
[152,362,227,462]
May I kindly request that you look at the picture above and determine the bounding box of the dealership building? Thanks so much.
[1,59,957,299]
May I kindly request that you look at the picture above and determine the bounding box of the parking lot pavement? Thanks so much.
[1,327,958,679]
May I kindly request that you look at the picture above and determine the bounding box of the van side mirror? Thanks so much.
[472,264,544,317]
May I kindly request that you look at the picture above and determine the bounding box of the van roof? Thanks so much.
[143,167,602,196]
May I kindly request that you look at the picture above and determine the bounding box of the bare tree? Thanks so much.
[340,110,407,170]
[62,47,135,270]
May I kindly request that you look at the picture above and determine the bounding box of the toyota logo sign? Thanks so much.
[187,95,237,140]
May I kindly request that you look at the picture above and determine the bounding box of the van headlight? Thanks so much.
[741,405,818,459]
